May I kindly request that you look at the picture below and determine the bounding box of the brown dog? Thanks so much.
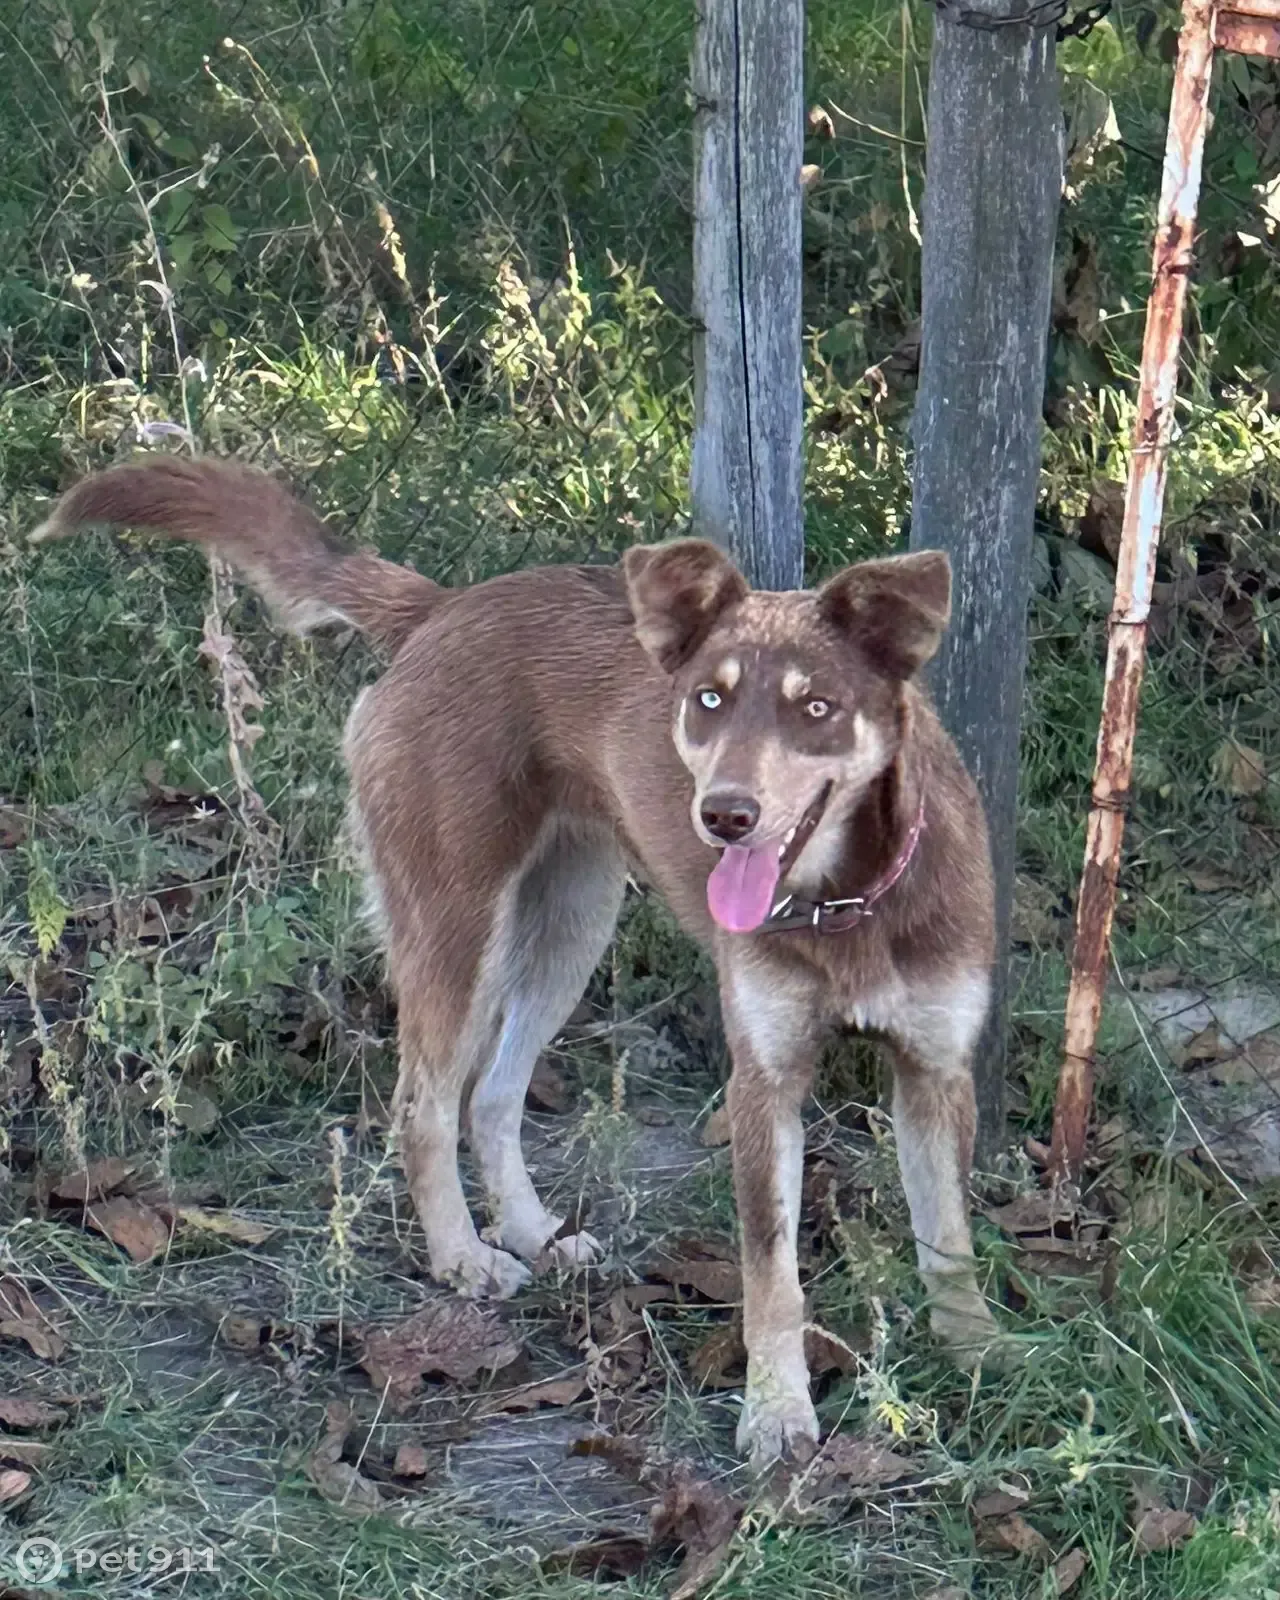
[33,456,1002,1465]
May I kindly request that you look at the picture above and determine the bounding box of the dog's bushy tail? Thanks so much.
[30,456,442,655]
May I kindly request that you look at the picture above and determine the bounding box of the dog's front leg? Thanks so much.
[720,958,825,1469]
[891,969,1003,1367]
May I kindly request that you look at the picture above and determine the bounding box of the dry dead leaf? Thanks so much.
[359,1300,521,1408]
[0,805,29,850]
[1183,865,1239,893]
[392,1442,429,1478]
[173,1084,220,1134]
[526,1058,571,1114]
[0,1277,67,1362]
[653,1471,741,1600]
[1246,1277,1280,1313]
[972,1486,1030,1519]
[219,1313,272,1351]
[1178,1024,1231,1066]
[50,1157,137,1203]
[543,1534,649,1581]
[85,1196,171,1263]
[688,1325,745,1389]
[1054,1546,1089,1594]
[804,1326,861,1376]
[1214,738,1267,797]
[485,1372,587,1413]
[976,1513,1051,1560]
[0,1469,31,1503]
[169,1206,274,1246]
[308,1402,384,1514]
[1210,1030,1280,1088]
[0,1438,53,1468]
[1132,1497,1197,1554]
[649,1238,742,1304]
[700,1105,732,1148]
[0,1397,65,1430]
[1133,964,1184,991]
[983,1192,1077,1237]
[798,1434,911,1507]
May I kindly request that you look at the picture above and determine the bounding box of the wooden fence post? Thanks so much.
[909,4,1063,1158]
[690,0,805,590]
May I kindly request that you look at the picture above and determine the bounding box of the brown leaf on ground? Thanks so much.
[804,1326,862,1376]
[972,1486,1030,1519]
[791,1433,913,1513]
[976,1513,1051,1559]
[0,1397,65,1430]
[358,1300,522,1407]
[0,805,29,849]
[484,1372,588,1413]
[983,1193,1077,1237]
[688,1325,745,1389]
[307,1402,384,1514]
[570,1431,651,1476]
[1054,1547,1089,1594]
[392,1442,429,1478]
[50,1157,137,1204]
[165,1205,274,1246]
[526,1058,571,1114]
[219,1313,273,1351]
[85,1196,171,1263]
[1214,738,1267,797]
[0,1438,53,1469]
[0,1469,31,1503]
[568,1435,742,1598]
[543,1534,649,1580]
[579,1287,658,1387]
[0,1277,67,1361]
[1132,1496,1197,1554]
[1178,1024,1231,1066]
[653,1470,741,1600]
[1132,964,1183,991]
[648,1238,741,1304]
[700,1105,732,1148]
[172,1084,221,1134]
[1246,1277,1280,1314]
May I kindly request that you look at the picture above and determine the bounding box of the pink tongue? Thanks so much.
[707,844,782,933]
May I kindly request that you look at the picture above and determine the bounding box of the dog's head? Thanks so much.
[623,539,950,933]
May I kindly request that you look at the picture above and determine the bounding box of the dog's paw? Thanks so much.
[736,1385,819,1471]
[543,1230,604,1268]
[444,1243,532,1301]
[924,1273,1009,1372]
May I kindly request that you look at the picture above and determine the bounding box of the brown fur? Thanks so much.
[34,455,1003,1467]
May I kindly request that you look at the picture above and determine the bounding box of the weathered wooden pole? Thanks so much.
[690,0,805,590]
[909,1,1063,1157]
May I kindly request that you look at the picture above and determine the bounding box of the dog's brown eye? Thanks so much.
[804,699,830,719]
[698,689,723,711]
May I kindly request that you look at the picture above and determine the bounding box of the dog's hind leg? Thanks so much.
[466,819,627,1264]
[393,990,533,1300]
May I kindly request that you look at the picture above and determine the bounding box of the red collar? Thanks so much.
[760,795,926,935]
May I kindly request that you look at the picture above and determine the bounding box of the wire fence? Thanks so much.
[0,0,1278,1198]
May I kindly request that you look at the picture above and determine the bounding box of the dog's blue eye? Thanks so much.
[698,689,722,711]
[805,699,830,718]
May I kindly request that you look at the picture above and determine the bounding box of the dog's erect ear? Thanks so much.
[817,550,951,680]
[623,540,749,673]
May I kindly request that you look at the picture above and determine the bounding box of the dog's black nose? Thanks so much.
[701,792,760,844]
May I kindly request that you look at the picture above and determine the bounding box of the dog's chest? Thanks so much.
[840,980,907,1037]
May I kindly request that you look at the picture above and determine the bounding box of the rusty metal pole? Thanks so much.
[1048,0,1217,1186]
